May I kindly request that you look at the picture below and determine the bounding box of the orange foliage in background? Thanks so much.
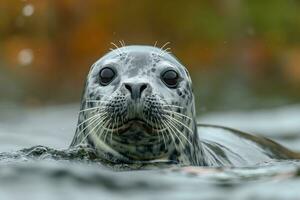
[1,0,300,104]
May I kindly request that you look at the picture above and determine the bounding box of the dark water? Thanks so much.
[1,104,300,200]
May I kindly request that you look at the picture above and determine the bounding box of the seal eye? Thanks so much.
[161,70,179,88]
[99,67,115,85]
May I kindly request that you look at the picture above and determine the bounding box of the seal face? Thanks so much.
[70,46,203,166]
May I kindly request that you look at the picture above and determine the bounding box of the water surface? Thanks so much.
[1,104,300,200]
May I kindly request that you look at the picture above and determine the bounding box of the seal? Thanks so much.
[70,45,299,168]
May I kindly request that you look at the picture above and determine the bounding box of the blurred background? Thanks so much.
[1,2,300,200]
[1,0,300,113]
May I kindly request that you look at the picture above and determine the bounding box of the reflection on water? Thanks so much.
[0,104,300,199]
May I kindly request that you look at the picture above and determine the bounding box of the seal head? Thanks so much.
[70,45,203,166]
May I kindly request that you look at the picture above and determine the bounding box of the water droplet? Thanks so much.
[18,49,34,66]
[22,4,34,17]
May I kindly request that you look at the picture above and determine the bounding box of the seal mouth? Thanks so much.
[112,117,165,134]
[123,118,152,132]
[128,118,167,132]
[128,118,147,125]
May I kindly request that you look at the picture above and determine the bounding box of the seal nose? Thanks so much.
[124,83,148,100]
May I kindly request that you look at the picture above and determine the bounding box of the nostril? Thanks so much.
[124,83,148,100]
[140,84,147,94]
[125,84,132,94]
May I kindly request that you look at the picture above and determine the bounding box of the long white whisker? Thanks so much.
[77,114,108,146]
[79,107,106,114]
[164,47,171,51]
[156,121,162,143]
[97,116,110,141]
[154,117,165,147]
[119,40,126,47]
[164,47,172,54]
[77,113,107,136]
[163,114,194,135]
[164,118,185,148]
[164,115,193,146]
[103,119,112,143]
[90,94,112,97]
[103,112,114,142]
[162,109,193,121]
[144,99,183,109]
[160,42,171,56]
[111,42,120,49]
[161,119,176,148]
[160,41,170,51]
[162,104,184,109]
[75,113,105,142]
[94,116,108,140]
[85,99,110,103]
[109,48,120,56]
[76,112,105,130]
[110,42,123,55]
[110,113,117,143]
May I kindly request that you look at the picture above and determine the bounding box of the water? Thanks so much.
[1,104,300,200]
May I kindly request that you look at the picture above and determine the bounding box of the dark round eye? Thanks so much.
[99,67,115,85]
[161,70,179,88]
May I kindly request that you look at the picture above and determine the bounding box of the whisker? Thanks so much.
[111,42,120,49]
[160,41,170,51]
[110,42,123,55]
[164,47,172,54]
[164,115,193,146]
[79,107,106,114]
[86,94,112,98]
[162,104,184,109]
[103,112,115,143]
[109,48,120,57]
[153,117,164,145]
[161,131,167,149]
[161,119,176,148]
[119,40,126,47]
[160,42,171,56]
[97,116,110,142]
[102,119,112,143]
[162,109,193,121]
[85,100,110,103]
[110,113,117,142]
[77,114,108,146]
[76,112,105,130]
[75,114,104,142]
[164,47,171,51]
[94,116,108,140]
[77,112,107,133]
[100,114,113,141]
[164,117,186,148]
[163,114,194,135]
[145,99,183,109]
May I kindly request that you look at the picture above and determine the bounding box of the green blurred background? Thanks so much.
[1,0,300,113]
